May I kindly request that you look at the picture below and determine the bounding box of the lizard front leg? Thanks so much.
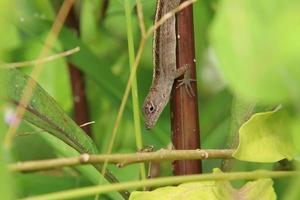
[173,64,196,97]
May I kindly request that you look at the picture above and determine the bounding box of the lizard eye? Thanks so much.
[149,105,155,112]
[147,102,156,113]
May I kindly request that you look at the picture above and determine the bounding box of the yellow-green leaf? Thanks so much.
[233,108,296,162]
[130,169,276,200]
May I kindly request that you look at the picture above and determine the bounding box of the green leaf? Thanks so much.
[233,108,296,162]
[237,178,275,200]
[210,0,300,104]
[129,169,276,200]
[4,69,98,154]
[1,69,124,199]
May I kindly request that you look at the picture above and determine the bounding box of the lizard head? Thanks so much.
[142,90,168,129]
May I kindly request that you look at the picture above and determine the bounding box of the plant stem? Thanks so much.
[124,0,146,180]
[99,0,109,22]
[9,149,234,172]
[65,6,92,136]
[171,0,201,174]
[19,170,299,200]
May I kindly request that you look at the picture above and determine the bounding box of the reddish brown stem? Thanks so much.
[100,0,110,22]
[171,0,202,175]
[66,8,91,136]
[68,64,91,135]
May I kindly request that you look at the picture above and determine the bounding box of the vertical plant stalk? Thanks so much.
[171,0,202,175]
[124,0,146,180]
[68,64,91,135]
[66,7,91,135]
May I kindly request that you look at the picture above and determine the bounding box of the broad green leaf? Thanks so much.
[210,0,300,104]
[3,69,98,154]
[237,178,275,200]
[130,169,276,200]
[233,108,296,162]
[1,69,124,198]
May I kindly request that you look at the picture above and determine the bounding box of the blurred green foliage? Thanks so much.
[211,0,300,104]
[0,0,299,199]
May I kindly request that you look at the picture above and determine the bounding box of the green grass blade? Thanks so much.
[124,0,146,180]
[1,68,126,199]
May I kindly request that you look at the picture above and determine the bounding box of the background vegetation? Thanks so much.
[0,0,299,199]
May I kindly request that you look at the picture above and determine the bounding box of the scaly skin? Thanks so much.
[142,0,195,129]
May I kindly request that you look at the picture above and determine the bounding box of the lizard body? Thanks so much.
[142,0,194,129]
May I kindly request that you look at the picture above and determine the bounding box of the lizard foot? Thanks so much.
[175,64,196,97]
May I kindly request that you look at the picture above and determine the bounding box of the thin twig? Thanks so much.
[1,47,80,68]
[79,121,95,127]
[145,0,197,38]
[135,0,146,37]
[9,149,234,172]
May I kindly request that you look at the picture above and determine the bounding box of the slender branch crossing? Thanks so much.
[10,149,234,172]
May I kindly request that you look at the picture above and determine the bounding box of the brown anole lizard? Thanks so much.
[142,0,195,129]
